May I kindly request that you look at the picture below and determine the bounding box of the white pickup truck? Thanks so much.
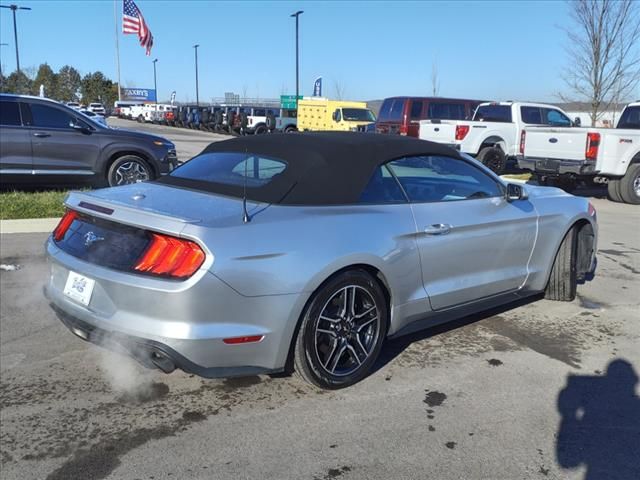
[419,102,578,174]
[518,102,640,204]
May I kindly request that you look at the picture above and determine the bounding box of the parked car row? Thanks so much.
[116,103,299,136]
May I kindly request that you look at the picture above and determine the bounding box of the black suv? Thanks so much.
[0,94,178,187]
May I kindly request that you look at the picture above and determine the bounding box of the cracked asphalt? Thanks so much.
[1,179,639,478]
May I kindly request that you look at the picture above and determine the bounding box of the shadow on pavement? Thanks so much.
[372,294,542,374]
[556,359,640,480]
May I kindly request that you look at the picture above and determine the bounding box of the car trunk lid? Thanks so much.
[64,182,260,234]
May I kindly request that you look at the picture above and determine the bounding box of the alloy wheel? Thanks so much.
[114,161,150,185]
[313,285,380,377]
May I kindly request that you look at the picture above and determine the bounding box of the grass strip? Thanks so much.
[0,190,68,220]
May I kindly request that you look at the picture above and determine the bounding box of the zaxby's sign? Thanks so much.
[121,88,157,102]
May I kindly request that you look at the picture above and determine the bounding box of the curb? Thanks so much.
[0,217,61,235]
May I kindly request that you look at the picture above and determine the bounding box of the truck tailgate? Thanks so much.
[419,121,457,145]
[524,127,588,161]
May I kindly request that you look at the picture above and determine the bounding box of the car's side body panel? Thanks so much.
[410,196,537,310]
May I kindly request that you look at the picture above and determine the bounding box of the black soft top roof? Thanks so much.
[159,132,463,205]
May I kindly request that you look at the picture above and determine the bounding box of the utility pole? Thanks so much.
[290,10,303,109]
[0,4,31,73]
[193,44,199,106]
[152,58,158,108]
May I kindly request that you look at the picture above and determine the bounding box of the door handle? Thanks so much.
[424,223,451,235]
[33,132,51,138]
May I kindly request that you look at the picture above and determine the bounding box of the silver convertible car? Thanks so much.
[45,132,597,388]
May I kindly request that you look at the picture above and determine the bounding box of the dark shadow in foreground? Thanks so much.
[556,359,640,480]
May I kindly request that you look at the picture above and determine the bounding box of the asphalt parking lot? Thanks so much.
[108,117,228,161]
[1,192,638,479]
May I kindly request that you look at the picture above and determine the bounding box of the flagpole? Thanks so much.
[114,0,122,101]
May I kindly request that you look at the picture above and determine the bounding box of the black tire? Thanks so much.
[254,125,267,135]
[107,155,153,187]
[477,146,506,174]
[618,164,640,205]
[607,178,624,203]
[284,125,297,134]
[266,113,276,131]
[227,111,236,133]
[239,113,249,129]
[545,226,577,301]
[293,270,388,389]
[137,115,144,123]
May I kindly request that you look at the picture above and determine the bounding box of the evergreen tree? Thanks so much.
[56,65,82,102]
[4,70,32,95]
[32,63,58,98]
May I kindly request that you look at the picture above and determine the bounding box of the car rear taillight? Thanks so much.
[134,233,205,279]
[53,210,78,241]
[588,202,596,217]
[519,130,526,154]
[399,124,408,136]
[455,125,470,141]
[586,132,600,161]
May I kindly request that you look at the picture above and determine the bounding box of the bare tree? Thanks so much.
[561,0,640,126]
[334,80,345,100]
[431,59,440,97]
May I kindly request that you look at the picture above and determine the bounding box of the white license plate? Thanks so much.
[63,271,96,306]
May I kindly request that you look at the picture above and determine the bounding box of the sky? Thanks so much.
[1,0,629,104]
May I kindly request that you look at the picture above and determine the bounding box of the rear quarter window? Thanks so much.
[0,101,21,126]
[378,98,405,122]
[474,105,512,123]
[521,106,543,124]
[171,152,287,187]
[617,106,640,129]
[427,102,466,120]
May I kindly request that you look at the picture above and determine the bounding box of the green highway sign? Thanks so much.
[281,95,302,109]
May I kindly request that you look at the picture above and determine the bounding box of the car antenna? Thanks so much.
[242,150,251,223]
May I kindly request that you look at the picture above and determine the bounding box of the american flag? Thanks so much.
[123,0,154,56]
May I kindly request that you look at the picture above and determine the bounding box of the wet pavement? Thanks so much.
[1,197,638,480]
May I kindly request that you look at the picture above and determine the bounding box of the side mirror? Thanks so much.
[70,120,91,134]
[332,111,337,121]
[573,117,581,127]
[506,183,528,202]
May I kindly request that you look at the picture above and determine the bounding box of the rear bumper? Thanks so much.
[516,156,598,176]
[44,238,307,377]
[49,301,278,378]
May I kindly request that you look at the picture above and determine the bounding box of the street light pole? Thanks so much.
[0,4,31,73]
[193,44,199,106]
[290,10,303,108]
[152,58,158,109]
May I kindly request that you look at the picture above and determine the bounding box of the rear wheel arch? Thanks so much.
[282,263,392,376]
[291,265,391,388]
[479,136,507,153]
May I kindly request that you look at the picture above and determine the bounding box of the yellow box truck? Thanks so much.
[297,97,376,132]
